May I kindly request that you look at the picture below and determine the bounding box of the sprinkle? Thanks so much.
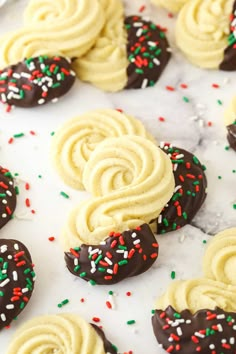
[92,317,100,323]
[48,237,55,242]
[183,96,189,103]
[13,133,24,138]
[60,191,69,199]
[171,271,176,279]
[57,299,69,308]
[217,99,223,105]
[127,320,136,325]
[126,292,132,297]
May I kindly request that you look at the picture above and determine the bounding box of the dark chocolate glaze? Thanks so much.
[154,143,207,234]
[220,1,236,71]
[125,16,171,89]
[152,306,236,354]
[0,239,35,329]
[91,324,117,354]
[0,56,75,108]
[0,167,16,230]
[65,223,159,285]
[227,123,236,151]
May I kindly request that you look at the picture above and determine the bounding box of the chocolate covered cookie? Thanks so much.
[154,143,207,234]
[224,96,236,151]
[0,56,75,108]
[0,167,16,229]
[0,239,35,329]
[65,224,159,285]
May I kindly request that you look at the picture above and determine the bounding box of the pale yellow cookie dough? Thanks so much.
[72,0,128,92]
[176,0,233,69]
[62,135,174,249]
[224,96,236,126]
[203,228,236,285]
[0,0,105,68]
[6,313,107,354]
[51,109,156,190]
[155,278,236,313]
[151,0,189,13]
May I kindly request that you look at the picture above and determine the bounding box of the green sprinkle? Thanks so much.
[202,165,207,171]
[118,245,127,250]
[118,260,128,266]
[50,131,55,136]
[24,268,31,274]
[52,83,61,88]
[60,191,69,199]
[74,247,81,252]
[203,240,207,244]
[163,218,169,227]
[171,271,176,279]
[183,212,188,220]
[127,320,135,325]
[14,173,19,176]
[151,309,155,314]
[172,223,177,230]
[57,299,69,308]
[225,146,230,151]
[108,291,113,295]
[13,133,24,138]
[89,279,96,286]
[217,99,223,105]
[95,255,103,264]
[0,291,4,297]
[183,96,189,103]
[193,181,200,185]
[80,272,87,278]
[4,172,13,178]
[233,170,236,173]
[74,265,81,272]
[38,175,42,179]
[3,262,8,270]
[218,176,222,180]
[135,68,144,74]
[111,344,118,353]
[20,302,25,309]
[193,156,199,164]
[233,204,236,210]
[98,267,106,273]
[0,194,6,198]
[174,312,181,319]
[14,186,19,195]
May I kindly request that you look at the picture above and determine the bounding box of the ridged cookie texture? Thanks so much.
[73,0,128,92]
[176,0,233,69]
[0,0,105,68]
[203,228,236,285]
[151,0,189,13]
[51,109,156,190]
[224,96,236,151]
[155,278,236,314]
[62,135,174,249]
[6,313,117,354]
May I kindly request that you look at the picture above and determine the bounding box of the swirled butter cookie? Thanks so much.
[6,313,117,354]
[152,278,236,353]
[0,56,75,108]
[0,239,35,330]
[0,0,105,68]
[176,0,236,70]
[65,223,159,285]
[224,96,236,151]
[153,143,207,234]
[51,109,156,190]
[0,166,16,229]
[62,135,174,249]
[203,228,236,285]
[151,0,190,13]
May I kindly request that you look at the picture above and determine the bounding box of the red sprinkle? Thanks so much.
[158,117,165,122]
[48,237,55,242]
[25,182,30,190]
[25,198,31,207]
[106,301,112,309]
[180,83,188,89]
[8,137,14,144]
[139,5,146,12]
[126,292,132,297]
[92,317,100,323]
[166,86,175,91]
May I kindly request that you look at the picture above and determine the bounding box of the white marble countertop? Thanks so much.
[0,0,236,353]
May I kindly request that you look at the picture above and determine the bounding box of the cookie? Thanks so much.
[73,3,171,91]
[0,0,105,68]
[62,135,174,250]
[0,167,16,229]
[0,56,75,108]
[224,96,236,151]
[152,306,236,354]
[151,0,190,14]
[51,109,156,190]
[176,0,235,69]
[6,313,117,354]
[203,228,236,285]
[154,143,207,234]
[65,223,159,285]
[0,239,35,329]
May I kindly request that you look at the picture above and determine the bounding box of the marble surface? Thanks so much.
[0,0,236,353]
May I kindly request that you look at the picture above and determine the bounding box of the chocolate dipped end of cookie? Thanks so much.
[0,167,17,230]
[227,123,236,151]
[155,143,207,234]
[152,306,236,354]
[220,1,236,71]
[125,16,171,89]
[0,56,76,108]
[91,324,117,354]
[64,223,159,285]
[0,239,35,329]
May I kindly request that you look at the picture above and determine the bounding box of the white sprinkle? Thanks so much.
[104,257,112,266]
[168,337,173,342]
[7,255,12,260]
[233,325,236,330]
[173,163,178,172]
[6,190,12,197]
[0,278,10,287]
[217,324,223,332]
[209,344,215,349]
[175,154,184,159]
[0,245,7,253]
[91,261,96,269]
[90,268,96,274]
[2,200,7,205]
[52,98,59,103]
[136,28,143,37]
[13,73,21,79]
[153,58,160,66]
[107,269,113,274]
[217,314,225,319]
[133,22,143,27]
[174,185,182,193]
[1,93,6,103]
[131,232,137,238]
[116,250,125,254]
[230,337,235,345]
[221,339,227,343]
[194,332,205,338]
[0,313,6,322]
[176,327,182,336]
[1,214,7,218]
[7,91,14,100]
[8,86,19,93]
[74,258,78,266]
[70,70,76,76]
[141,78,148,89]
[133,239,140,245]
[6,304,14,310]
[38,99,45,105]
[158,214,162,224]
[186,320,191,324]
[21,72,31,79]
[57,73,61,81]
[89,248,99,255]
[22,288,29,293]
[12,94,21,100]
[148,41,157,47]
[124,251,128,259]
[42,85,48,92]
[14,243,19,251]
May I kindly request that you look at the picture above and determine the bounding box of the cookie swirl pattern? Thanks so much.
[176,0,233,69]
[203,228,236,285]
[0,0,105,68]
[62,135,174,250]
[51,109,156,190]
[6,313,116,354]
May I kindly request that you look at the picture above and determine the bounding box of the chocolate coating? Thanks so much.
[154,143,207,234]
[91,324,117,354]
[227,123,236,151]
[0,167,16,230]
[0,239,35,329]
[125,16,171,89]
[65,223,159,285]
[0,56,75,108]
[152,306,236,354]
[220,1,236,71]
